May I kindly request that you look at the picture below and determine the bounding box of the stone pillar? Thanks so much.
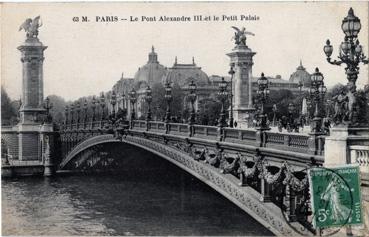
[18,37,47,124]
[17,35,48,162]
[227,45,256,128]
[324,127,350,166]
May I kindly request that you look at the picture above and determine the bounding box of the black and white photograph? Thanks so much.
[1,2,369,236]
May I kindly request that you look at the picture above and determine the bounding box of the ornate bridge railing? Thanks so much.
[350,145,369,181]
[60,119,326,159]
[59,119,328,235]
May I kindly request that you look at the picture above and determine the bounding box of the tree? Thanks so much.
[47,95,67,125]
[264,89,296,119]
[171,83,185,119]
[198,98,223,125]
[150,83,166,120]
[1,87,17,125]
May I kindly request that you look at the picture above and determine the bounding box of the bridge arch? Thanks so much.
[60,134,309,236]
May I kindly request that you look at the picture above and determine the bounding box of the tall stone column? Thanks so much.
[227,44,256,128]
[17,18,52,163]
[18,37,47,124]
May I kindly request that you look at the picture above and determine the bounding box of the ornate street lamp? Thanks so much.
[309,68,327,133]
[91,95,97,122]
[129,88,137,120]
[83,99,88,125]
[288,103,296,122]
[75,101,81,124]
[43,97,53,123]
[43,98,53,124]
[164,81,173,123]
[100,92,106,120]
[218,77,229,128]
[188,80,197,125]
[256,73,270,129]
[272,104,277,127]
[324,8,368,124]
[69,103,75,125]
[110,90,117,118]
[228,66,235,127]
[145,86,152,121]
[64,105,69,126]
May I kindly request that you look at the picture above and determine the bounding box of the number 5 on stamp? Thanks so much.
[308,165,363,229]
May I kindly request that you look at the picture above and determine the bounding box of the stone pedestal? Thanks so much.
[324,126,350,166]
[17,36,48,162]
[18,37,47,124]
[18,123,42,161]
[227,45,256,128]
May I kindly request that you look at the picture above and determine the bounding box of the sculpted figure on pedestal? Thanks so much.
[332,88,349,124]
[19,16,42,38]
[231,26,255,46]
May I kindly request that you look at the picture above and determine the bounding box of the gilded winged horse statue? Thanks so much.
[231,26,255,46]
[19,16,42,38]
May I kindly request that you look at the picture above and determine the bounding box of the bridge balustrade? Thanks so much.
[62,119,327,156]
[148,121,166,132]
[223,128,256,145]
[192,125,218,139]
[265,131,310,154]
[167,123,189,135]
[350,145,369,176]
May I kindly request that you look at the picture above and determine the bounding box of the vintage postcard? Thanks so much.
[1,2,369,236]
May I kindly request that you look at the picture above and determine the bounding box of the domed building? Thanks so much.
[289,61,311,88]
[163,57,210,87]
[134,46,168,86]
[108,48,305,122]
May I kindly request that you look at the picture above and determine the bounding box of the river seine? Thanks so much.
[2,151,273,236]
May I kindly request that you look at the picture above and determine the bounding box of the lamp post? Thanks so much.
[100,92,106,121]
[70,103,74,126]
[83,99,88,127]
[129,88,137,121]
[64,105,69,126]
[256,73,270,129]
[309,68,327,133]
[75,101,81,125]
[297,80,304,115]
[228,66,235,127]
[91,95,97,122]
[288,102,295,126]
[218,77,229,128]
[145,86,152,121]
[188,80,197,125]
[110,90,117,119]
[272,104,277,127]
[323,8,368,125]
[43,96,53,123]
[164,82,172,123]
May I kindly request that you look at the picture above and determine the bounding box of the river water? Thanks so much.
[2,149,273,236]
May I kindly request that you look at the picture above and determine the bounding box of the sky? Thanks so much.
[1,2,369,101]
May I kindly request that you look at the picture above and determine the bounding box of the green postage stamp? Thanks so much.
[308,164,363,229]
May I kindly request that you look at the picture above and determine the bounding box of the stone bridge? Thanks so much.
[59,119,330,236]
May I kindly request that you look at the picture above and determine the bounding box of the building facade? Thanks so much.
[109,47,312,121]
